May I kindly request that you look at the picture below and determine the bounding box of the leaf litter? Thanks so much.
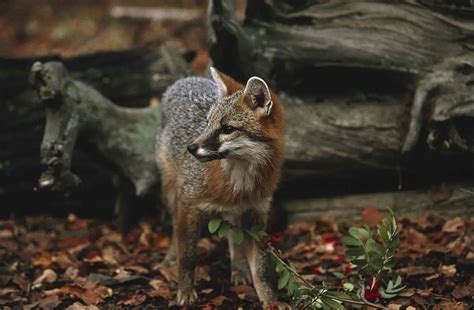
[0,209,472,309]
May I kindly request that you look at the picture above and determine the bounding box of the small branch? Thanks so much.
[261,241,388,309]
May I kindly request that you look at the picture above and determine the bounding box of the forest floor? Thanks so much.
[0,209,472,309]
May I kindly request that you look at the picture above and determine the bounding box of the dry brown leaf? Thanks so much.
[61,283,103,306]
[440,264,457,277]
[443,217,464,233]
[210,295,226,306]
[31,253,52,267]
[230,285,258,301]
[156,264,178,282]
[124,265,149,274]
[65,266,79,280]
[433,302,467,310]
[33,269,57,285]
[65,302,100,310]
[196,265,211,282]
[12,276,29,291]
[154,234,170,250]
[201,288,214,294]
[416,288,432,297]
[451,277,474,299]
[118,294,147,306]
[0,287,19,297]
[147,281,172,300]
[36,295,61,310]
[361,207,385,227]
[398,266,436,276]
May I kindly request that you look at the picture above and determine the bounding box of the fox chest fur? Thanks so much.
[158,68,285,215]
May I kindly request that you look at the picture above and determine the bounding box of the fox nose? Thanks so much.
[187,143,198,155]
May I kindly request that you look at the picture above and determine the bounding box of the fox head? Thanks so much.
[187,68,284,164]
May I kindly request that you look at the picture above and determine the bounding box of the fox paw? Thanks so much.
[177,288,198,306]
[264,301,292,310]
[231,269,252,285]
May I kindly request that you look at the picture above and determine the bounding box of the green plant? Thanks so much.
[208,208,404,309]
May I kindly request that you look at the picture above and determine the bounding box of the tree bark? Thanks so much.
[209,0,474,186]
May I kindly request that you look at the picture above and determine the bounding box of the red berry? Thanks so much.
[312,267,321,274]
[336,255,344,263]
[344,265,352,274]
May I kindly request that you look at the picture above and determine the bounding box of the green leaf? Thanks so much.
[218,223,230,238]
[341,236,360,246]
[343,282,354,292]
[379,287,398,299]
[278,270,290,289]
[350,258,366,266]
[208,218,222,233]
[287,276,296,296]
[326,291,351,299]
[332,272,345,279]
[358,227,371,240]
[233,227,244,245]
[346,247,365,257]
[377,224,390,245]
[320,296,343,310]
[348,227,360,239]
[276,262,286,273]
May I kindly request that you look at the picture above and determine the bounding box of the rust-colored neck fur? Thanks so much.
[202,69,286,206]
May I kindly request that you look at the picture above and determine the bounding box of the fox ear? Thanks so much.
[244,77,273,116]
[210,67,228,98]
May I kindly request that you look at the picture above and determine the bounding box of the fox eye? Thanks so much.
[221,125,236,134]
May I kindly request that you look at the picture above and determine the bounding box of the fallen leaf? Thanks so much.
[388,304,402,310]
[443,217,464,233]
[61,283,103,306]
[37,295,61,310]
[196,265,211,282]
[65,302,100,310]
[202,288,214,294]
[398,266,436,276]
[230,285,258,301]
[155,264,178,283]
[451,277,474,299]
[33,269,57,285]
[65,267,79,280]
[433,302,467,310]
[210,295,226,306]
[32,253,53,267]
[416,288,432,297]
[0,287,19,297]
[440,264,456,277]
[361,207,385,226]
[147,282,172,300]
[118,294,146,306]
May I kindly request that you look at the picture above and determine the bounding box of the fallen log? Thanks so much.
[284,184,474,222]
[0,47,192,219]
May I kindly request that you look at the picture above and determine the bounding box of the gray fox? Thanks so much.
[156,67,287,308]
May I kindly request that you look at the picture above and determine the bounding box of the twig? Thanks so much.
[263,241,388,309]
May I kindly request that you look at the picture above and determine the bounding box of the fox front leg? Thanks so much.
[176,206,205,306]
[228,218,252,285]
[243,210,291,309]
